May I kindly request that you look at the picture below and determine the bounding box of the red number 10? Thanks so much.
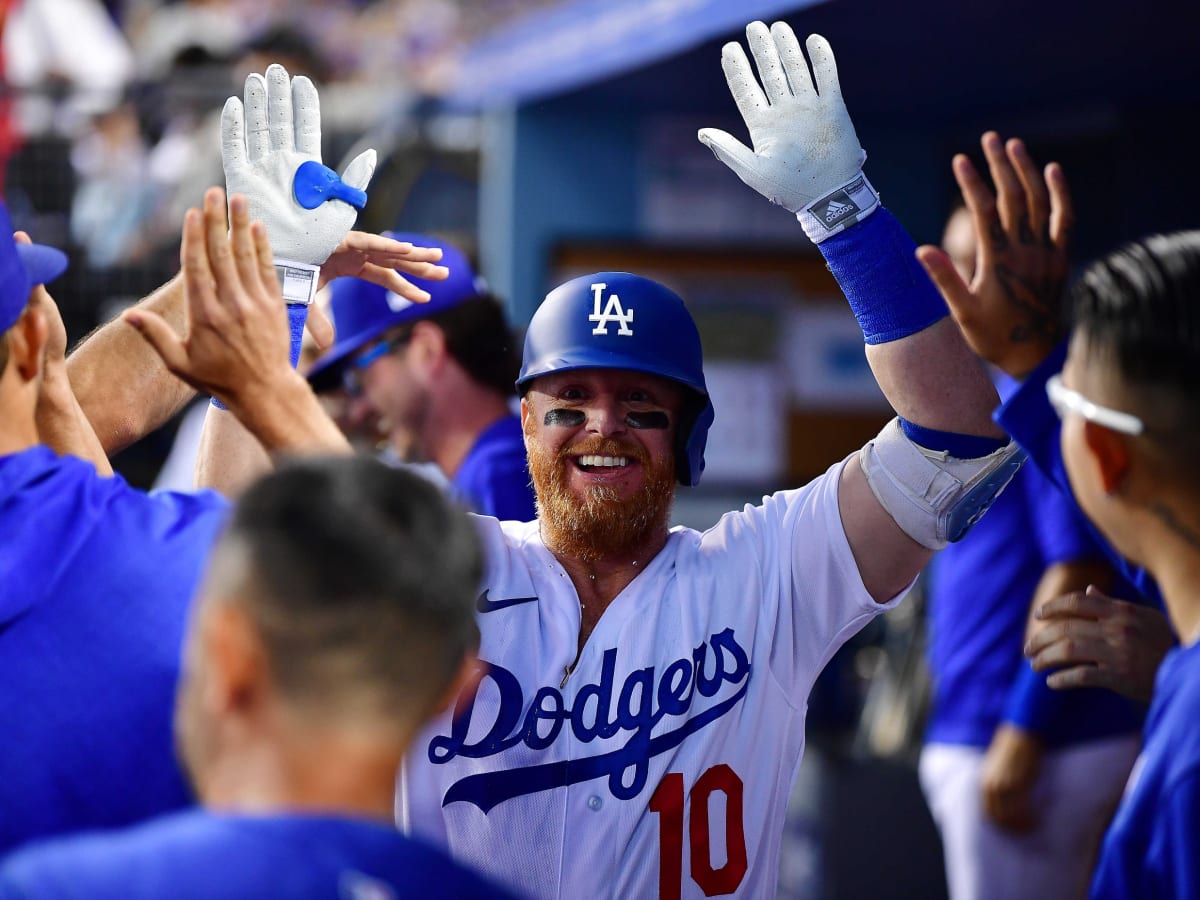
[649,764,748,899]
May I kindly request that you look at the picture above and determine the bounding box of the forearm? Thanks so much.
[194,406,273,497]
[821,208,1002,436]
[865,319,1002,436]
[35,368,114,475]
[224,370,351,459]
[67,274,198,454]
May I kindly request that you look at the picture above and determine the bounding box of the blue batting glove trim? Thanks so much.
[286,301,307,368]
[819,207,949,345]
[293,160,367,211]
[899,418,1008,459]
[211,303,309,410]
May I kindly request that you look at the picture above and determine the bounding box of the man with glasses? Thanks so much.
[307,235,537,521]
[917,136,1199,896]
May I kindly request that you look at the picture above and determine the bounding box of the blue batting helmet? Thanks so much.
[516,272,714,487]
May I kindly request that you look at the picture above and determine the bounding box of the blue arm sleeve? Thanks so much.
[994,340,1165,609]
[817,207,949,344]
[1003,661,1063,734]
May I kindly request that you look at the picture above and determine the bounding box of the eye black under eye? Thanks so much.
[625,411,669,430]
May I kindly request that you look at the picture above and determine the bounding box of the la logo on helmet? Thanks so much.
[588,283,634,336]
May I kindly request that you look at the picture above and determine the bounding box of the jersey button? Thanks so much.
[587,795,603,811]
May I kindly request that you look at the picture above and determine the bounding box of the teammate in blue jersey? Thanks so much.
[0,192,340,850]
[922,400,1142,899]
[0,64,443,849]
[916,137,1200,898]
[307,235,536,521]
[920,206,1142,900]
[0,456,520,900]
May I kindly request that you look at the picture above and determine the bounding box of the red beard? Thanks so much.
[525,429,676,563]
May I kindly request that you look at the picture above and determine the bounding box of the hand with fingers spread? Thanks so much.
[319,230,448,299]
[1026,585,1175,703]
[917,133,1073,379]
[309,231,450,349]
[124,188,297,410]
[222,64,376,306]
[699,21,878,243]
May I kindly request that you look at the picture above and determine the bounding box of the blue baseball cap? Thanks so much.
[0,202,68,333]
[307,231,486,392]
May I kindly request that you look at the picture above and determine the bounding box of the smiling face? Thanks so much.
[522,369,683,562]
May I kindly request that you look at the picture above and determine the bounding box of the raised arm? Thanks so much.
[66,64,446,462]
[125,188,349,456]
[701,23,1014,601]
[67,274,191,455]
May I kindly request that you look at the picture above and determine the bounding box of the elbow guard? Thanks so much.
[859,417,1026,550]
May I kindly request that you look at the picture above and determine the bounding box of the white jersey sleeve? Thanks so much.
[693,454,907,703]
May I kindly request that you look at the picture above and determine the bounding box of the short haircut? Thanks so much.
[213,456,483,725]
[426,294,521,396]
[1070,230,1200,455]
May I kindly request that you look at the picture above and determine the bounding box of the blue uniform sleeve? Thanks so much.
[1151,768,1200,900]
[999,463,1082,737]
[994,341,1164,609]
[1003,661,1063,735]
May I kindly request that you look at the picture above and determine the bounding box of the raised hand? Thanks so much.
[1026,585,1175,703]
[917,133,1073,379]
[698,22,878,243]
[123,188,297,410]
[222,64,375,304]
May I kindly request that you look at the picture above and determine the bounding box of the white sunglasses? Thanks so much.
[1046,374,1145,436]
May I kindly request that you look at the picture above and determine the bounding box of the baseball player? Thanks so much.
[0,458,521,899]
[307,235,537,520]
[395,22,1025,898]
[919,203,1142,900]
[0,66,428,850]
[916,136,1199,897]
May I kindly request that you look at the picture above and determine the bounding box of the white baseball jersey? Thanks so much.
[397,458,906,899]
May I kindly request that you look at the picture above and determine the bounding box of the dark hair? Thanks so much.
[426,294,521,395]
[218,456,483,722]
[1071,230,1200,439]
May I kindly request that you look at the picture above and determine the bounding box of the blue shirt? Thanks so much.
[925,434,1142,749]
[994,343,1164,609]
[0,446,228,852]
[1090,640,1200,899]
[0,810,523,899]
[451,414,536,521]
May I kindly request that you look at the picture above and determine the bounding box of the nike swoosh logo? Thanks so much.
[476,590,539,614]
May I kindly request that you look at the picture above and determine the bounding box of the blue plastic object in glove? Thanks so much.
[293,160,368,211]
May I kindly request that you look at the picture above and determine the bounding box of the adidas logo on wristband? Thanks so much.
[823,198,858,224]
[798,173,880,244]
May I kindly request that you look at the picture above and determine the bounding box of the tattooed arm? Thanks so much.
[916,131,1071,380]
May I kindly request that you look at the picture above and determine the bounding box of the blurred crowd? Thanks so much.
[0,0,554,343]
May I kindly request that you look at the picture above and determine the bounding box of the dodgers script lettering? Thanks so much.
[428,629,751,813]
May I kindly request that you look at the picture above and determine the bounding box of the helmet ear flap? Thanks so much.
[675,390,715,487]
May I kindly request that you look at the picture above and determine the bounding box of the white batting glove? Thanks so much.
[221,64,376,305]
[698,22,878,243]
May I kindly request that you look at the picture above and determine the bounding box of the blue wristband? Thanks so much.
[211,303,308,410]
[899,418,1008,459]
[819,207,949,345]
